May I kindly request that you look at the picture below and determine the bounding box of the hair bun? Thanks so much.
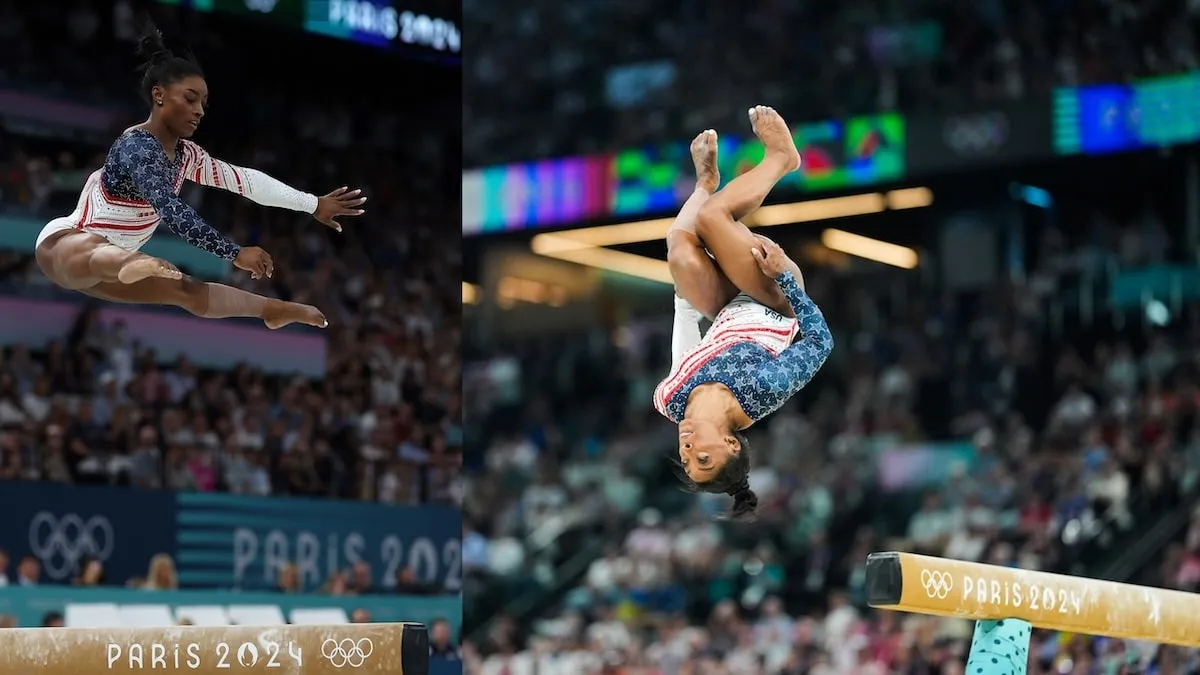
[135,24,172,65]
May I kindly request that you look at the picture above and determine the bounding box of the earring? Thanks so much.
[156,100,164,106]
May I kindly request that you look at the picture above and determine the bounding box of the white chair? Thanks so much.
[226,604,286,626]
[173,605,232,626]
[117,604,176,627]
[289,607,350,625]
[65,603,124,628]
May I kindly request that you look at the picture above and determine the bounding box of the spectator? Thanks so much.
[462,521,490,578]
[73,557,106,587]
[141,554,177,591]
[429,618,461,660]
[348,561,373,595]
[15,555,39,587]
[277,564,301,594]
[1087,459,1132,528]
[905,492,954,554]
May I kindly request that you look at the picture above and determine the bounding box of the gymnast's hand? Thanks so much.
[751,236,794,278]
[314,186,367,233]
[234,246,274,280]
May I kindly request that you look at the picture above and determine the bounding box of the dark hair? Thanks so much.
[673,429,759,522]
[75,554,108,584]
[135,21,204,105]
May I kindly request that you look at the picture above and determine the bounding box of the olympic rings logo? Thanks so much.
[27,512,114,580]
[942,112,1009,156]
[921,569,954,599]
[321,638,374,668]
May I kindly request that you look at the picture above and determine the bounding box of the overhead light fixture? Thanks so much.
[462,282,480,305]
[886,187,933,210]
[530,188,933,282]
[532,240,673,284]
[821,228,919,269]
[535,218,676,250]
[753,193,886,226]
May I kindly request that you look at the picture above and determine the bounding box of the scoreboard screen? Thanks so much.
[156,0,460,59]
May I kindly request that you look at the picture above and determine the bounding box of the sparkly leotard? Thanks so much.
[653,272,833,423]
[52,128,318,259]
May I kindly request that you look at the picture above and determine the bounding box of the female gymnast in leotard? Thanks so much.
[653,106,834,520]
[34,25,366,329]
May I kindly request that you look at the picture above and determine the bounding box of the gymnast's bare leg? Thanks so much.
[666,129,739,320]
[696,105,803,317]
[36,230,325,329]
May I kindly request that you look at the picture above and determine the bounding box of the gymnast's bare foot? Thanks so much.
[117,255,182,284]
[263,300,328,329]
[748,105,801,173]
[690,129,720,193]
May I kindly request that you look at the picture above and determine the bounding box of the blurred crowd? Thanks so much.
[0,544,461,614]
[0,545,462,658]
[462,166,1200,673]
[0,1,463,507]
[0,328,461,505]
[464,0,1200,166]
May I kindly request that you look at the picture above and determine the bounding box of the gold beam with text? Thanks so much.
[866,551,1200,647]
[0,622,428,674]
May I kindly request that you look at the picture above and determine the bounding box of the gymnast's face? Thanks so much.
[678,418,740,483]
[154,76,208,139]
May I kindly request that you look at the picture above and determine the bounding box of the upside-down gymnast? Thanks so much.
[34,25,365,329]
[653,106,835,520]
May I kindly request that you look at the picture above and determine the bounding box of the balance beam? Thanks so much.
[0,622,429,674]
[866,551,1200,646]
[867,551,1200,674]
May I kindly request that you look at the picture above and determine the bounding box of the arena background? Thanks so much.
[0,0,462,672]
[461,1,1200,673]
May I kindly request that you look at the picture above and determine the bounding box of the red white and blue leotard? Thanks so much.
[40,128,318,257]
[653,272,833,423]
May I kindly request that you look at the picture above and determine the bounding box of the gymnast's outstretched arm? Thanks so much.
[180,140,319,214]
